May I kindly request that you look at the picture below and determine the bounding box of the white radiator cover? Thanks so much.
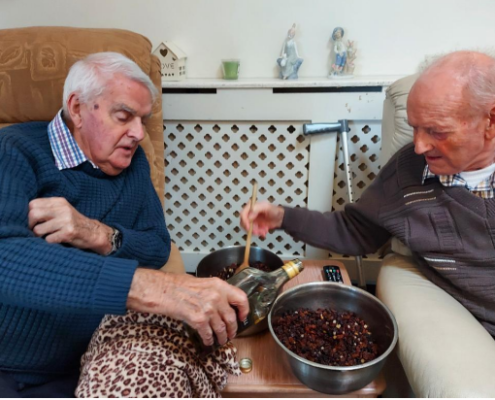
[162,79,392,281]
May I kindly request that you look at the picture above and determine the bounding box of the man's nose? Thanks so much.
[413,130,433,155]
[128,118,146,141]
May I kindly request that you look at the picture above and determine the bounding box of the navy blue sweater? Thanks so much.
[0,122,171,385]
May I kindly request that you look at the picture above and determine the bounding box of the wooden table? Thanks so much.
[222,259,386,398]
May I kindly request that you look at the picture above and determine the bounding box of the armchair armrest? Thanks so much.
[377,254,495,397]
[160,242,186,274]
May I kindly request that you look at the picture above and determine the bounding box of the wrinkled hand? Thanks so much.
[127,269,249,347]
[28,197,112,254]
[239,200,285,238]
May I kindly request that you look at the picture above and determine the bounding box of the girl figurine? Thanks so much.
[330,27,347,77]
[277,23,304,80]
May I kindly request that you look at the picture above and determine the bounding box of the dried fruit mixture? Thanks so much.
[273,307,379,366]
[213,261,272,280]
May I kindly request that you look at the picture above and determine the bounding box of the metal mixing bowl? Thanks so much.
[195,245,283,337]
[268,282,398,395]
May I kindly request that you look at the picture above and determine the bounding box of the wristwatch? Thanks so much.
[109,228,122,254]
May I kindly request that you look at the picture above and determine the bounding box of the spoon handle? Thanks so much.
[239,182,258,272]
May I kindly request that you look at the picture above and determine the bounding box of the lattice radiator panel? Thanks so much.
[163,121,310,256]
[163,120,382,258]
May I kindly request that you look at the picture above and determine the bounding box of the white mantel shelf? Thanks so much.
[161,75,404,89]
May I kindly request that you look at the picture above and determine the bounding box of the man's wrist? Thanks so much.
[92,222,122,256]
[91,222,114,255]
[275,205,285,228]
[127,268,165,313]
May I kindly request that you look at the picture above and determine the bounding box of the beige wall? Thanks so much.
[2,0,494,78]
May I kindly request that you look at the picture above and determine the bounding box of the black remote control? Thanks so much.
[322,265,344,283]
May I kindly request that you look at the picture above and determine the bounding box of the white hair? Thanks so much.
[419,50,495,114]
[62,52,158,118]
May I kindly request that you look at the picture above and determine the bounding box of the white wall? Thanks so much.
[2,0,495,78]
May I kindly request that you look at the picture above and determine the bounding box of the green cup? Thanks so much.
[222,59,240,80]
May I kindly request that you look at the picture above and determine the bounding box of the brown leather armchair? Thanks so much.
[0,26,184,273]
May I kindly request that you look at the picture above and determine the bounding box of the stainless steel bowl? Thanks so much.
[196,245,283,337]
[268,282,398,395]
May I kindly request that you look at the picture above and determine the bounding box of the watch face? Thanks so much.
[115,231,123,249]
[112,229,123,251]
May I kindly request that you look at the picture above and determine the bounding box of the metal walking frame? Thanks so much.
[302,120,367,289]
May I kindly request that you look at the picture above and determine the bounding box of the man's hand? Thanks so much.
[28,197,113,255]
[127,269,249,347]
[240,200,285,238]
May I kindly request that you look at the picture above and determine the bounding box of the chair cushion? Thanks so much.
[380,74,418,164]
[0,27,153,123]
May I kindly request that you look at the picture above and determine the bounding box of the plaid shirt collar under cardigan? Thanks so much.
[422,165,495,199]
[47,109,97,170]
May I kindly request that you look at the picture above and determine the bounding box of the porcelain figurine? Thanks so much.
[329,27,347,77]
[344,40,357,75]
[277,23,303,80]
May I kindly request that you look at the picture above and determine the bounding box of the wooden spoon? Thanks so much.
[236,182,258,274]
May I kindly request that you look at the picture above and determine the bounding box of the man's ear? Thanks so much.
[485,104,495,140]
[66,93,83,129]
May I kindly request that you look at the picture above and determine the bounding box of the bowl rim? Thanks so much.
[195,245,284,277]
[268,281,399,371]
[198,244,281,252]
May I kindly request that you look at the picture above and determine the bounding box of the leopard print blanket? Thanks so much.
[75,311,240,398]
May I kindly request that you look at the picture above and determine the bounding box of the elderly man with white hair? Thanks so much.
[241,51,495,396]
[0,52,248,397]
